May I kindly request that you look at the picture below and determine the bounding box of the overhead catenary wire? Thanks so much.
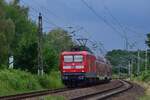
[31,0,72,28]
[102,2,147,75]
[104,5,130,50]
[22,0,92,39]
[81,0,143,50]
[81,0,125,39]
[22,0,108,56]
[32,0,60,18]
[58,0,108,54]
[21,0,61,28]
[102,2,145,49]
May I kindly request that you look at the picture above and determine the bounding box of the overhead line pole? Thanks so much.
[37,13,44,76]
[128,60,131,79]
[137,49,140,75]
[145,47,148,71]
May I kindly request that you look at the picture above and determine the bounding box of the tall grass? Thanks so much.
[133,71,150,100]
[0,69,64,96]
[38,71,64,89]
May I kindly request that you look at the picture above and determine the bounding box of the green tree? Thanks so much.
[46,28,74,53]
[0,0,75,74]
[0,1,15,66]
[146,33,150,47]
[106,49,146,75]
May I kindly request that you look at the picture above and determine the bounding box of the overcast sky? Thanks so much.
[7,0,150,52]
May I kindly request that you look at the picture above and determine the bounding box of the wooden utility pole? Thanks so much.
[37,13,44,76]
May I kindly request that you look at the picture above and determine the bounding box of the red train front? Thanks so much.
[60,51,112,87]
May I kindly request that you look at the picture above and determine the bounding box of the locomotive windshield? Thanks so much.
[64,55,83,62]
[64,55,73,62]
[74,55,83,62]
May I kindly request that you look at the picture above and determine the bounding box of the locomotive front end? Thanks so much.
[60,51,87,86]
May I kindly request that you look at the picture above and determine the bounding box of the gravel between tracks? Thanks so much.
[25,80,143,100]
[104,82,145,100]
[51,80,121,100]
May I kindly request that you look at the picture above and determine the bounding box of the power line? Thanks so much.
[32,0,60,18]
[23,0,94,41]
[21,0,60,28]
[81,0,143,51]
[58,0,93,37]
[29,0,80,30]
[22,0,108,56]
[81,0,125,39]
[103,5,130,50]
[102,2,145,50]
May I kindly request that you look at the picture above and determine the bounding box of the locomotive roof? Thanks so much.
[61,51,93,55]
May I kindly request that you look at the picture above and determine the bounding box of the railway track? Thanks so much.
[0,80,132,100]
[71,80,132,100]
[0,87,70,100]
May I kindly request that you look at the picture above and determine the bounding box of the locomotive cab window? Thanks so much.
[64,55,73,62]
[74,55,83,62]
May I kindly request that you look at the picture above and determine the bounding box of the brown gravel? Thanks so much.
[51,80,122,100]
[25,80,143,100]
[104,82,145,100]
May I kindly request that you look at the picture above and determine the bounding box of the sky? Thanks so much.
[7,0,150,52]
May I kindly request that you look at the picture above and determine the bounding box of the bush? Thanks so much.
[136,71,150,82]
[38,71,64,89]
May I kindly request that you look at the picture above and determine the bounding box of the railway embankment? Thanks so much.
[109,71,150,100]
[104,80,144,100]
[0,69,64,97]
[132,80,150,100]
[131,71,150,100]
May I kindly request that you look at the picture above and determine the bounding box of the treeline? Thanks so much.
[106,49,149,75]
[106,33,150,75]
[0,0,74,73]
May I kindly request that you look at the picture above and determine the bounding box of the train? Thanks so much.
[59,50,112,87]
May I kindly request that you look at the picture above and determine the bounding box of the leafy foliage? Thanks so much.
[106,49,148,75]
[136,71,150,82]
[46,28,73,53]
[0,0,74,73]
[146,33,150,47]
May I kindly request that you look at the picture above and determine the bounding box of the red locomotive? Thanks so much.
[60,50,112,87]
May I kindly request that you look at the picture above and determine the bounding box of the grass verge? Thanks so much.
[0,69,64,96]
[131,71,150,100]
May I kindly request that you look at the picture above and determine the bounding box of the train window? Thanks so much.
[74,55,83,62]
[64,55,73,62]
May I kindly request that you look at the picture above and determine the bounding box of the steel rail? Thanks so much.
[71,80,132,100]
[0,88,70,100]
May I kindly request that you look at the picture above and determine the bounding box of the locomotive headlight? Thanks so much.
[63,66,71,69]
[75,65,84,69]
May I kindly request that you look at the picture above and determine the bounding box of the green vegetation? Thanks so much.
[134,71,150,82]
[38,71,64,89]
[131,71,150,100]
[106,49,148,75]
[0,0,150,99]
[0,0,73,73]
[0,0,71,96]
[106,48,150,100]
[0,69,64,96]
